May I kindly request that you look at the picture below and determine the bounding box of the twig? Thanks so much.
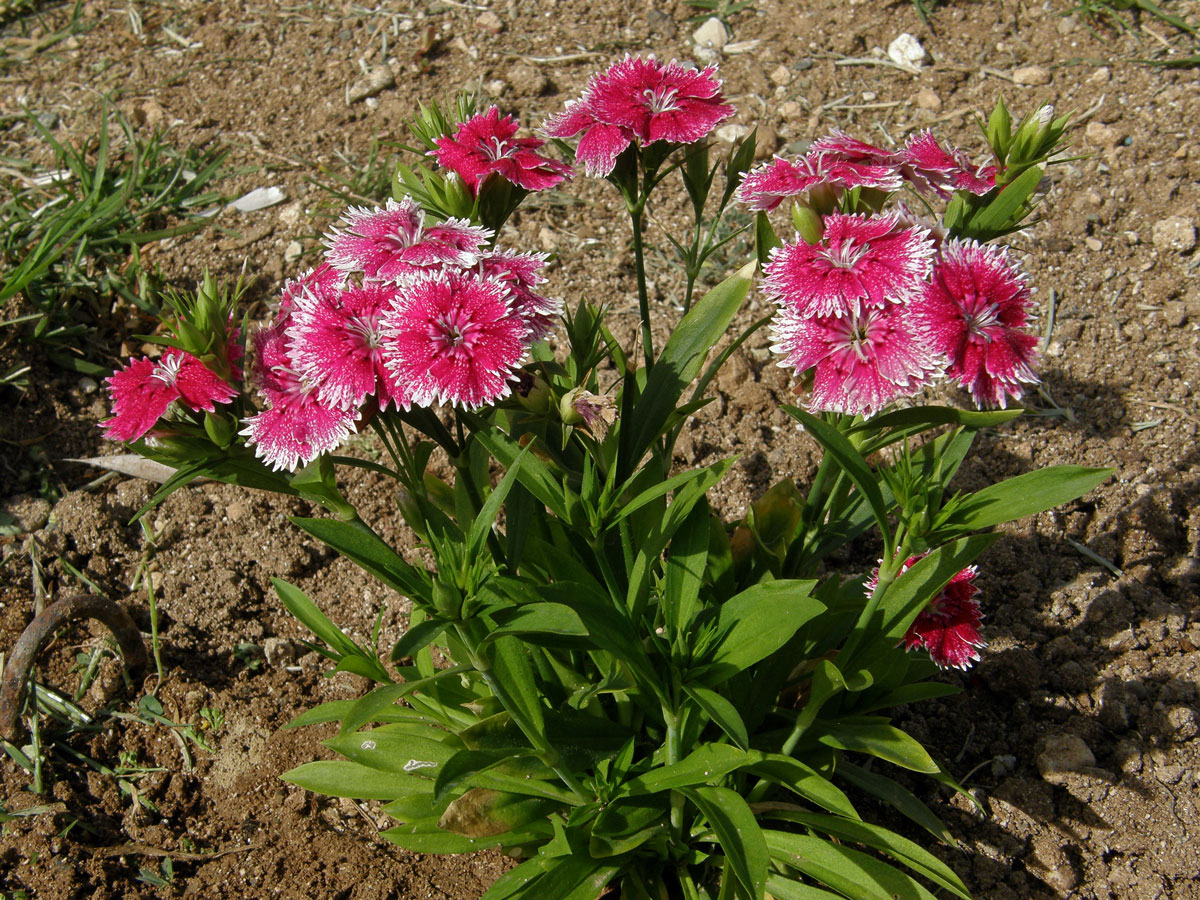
[826,101,904,111]
[1130,398,1200,426]
[1075,93,1107,125]
[0,595,147,742]
[833,57,921,75]
[500,51,603,64]
[980,67,1016,82]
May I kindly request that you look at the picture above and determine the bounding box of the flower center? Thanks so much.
[642,86,681,115]
[151,354,185,386]
[480,136,517,163]
[963,302,1001,340]
[432,309,481,356]
[818,237,872,271]
[346,314,382,349]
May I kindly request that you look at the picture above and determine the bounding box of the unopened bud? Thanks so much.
[791,201,825,245]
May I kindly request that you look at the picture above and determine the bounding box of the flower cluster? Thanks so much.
[747,131,1037,414]
[543,54,734,176]
[104,196,559,471]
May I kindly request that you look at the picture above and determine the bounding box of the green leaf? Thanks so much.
[282,760,429,800]
[435,748,527,802]
[792,659,846,737]
[271,578,363,661]
[764,876,845,900]
[488,635,545,737]
[480,856,620,900]
[681,786,768,900]
[589,797,670,857]
[382,817,542,854]
[466,419,571,520]
[325,727,456,776]
[758,810,971,900]
[705,580,822,683]
[784,406,889,538]
[932,465,1113,538]
[817,719,939,773]
[466,444,530,560]
[290,516,429,599]
[391,617,452,662]
[485,603,590,645]
[664,502,712,637]
[837,762,957,847]
[766,831,938,900]
[682,684,749,750]
[622,744,753,796]
[755,211,780,267]
[620,262,754,479]
[339,668,470,735]
[614,461,729,524]
[745,756,859,819]
[284,699,435,730]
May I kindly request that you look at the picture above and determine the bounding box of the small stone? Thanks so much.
[484,79,507,97]
[1090,66,1110,83]
[537,226,559,252]
[284,241,303,263]
[1163,300,1188,327]
[476,10,503,34]
[346,66,396,104]
[263,637,299,667]
[753,125,777,160]
[692,17,728,52]
[507,62,549,97]
[861,91,877,102]
[769,64,793,87]
[715,124,750,144]
[226,500,251,521]
[1037,734,1096,784]
[1152,216,1198,253]
[1012,65,1051,86]
[0,495,52,533]
[77,376,99,394]
[396,18,415,32]
[915,88,941,110]
[887,33,925,68]
[778,100,803,119]
[1085,121,1120,149]
[1084,237,1102,252]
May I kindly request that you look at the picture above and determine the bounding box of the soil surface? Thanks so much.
[2,1,1199,898]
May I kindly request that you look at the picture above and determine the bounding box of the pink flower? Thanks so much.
[542,56,734,177]
[324,196,491,281]
[900,131,996,198]
[772,303,938,417]
[809,130,895,165]
[431,106,572,196]
[763,212,934,319]
[279,263,345,314]
[737,153,903,212]
[287,279,410,412]
[381,270,530,410]
[103,349,237,442]
[241,320,358,471]
[476,250,562,342]
[909,239,1039,409]
[868,556,985,670]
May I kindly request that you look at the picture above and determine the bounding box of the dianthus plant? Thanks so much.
[103,68,1108,900]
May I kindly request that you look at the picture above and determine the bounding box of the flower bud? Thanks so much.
[514,371,552,414]
[203,411,237,449]
[433,580,463,618]
[790,201,825,245]
[559,388,617,439]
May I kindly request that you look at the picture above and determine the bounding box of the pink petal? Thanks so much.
[102,357,180,442]
[240,392,359,472]
[575,123,634,177]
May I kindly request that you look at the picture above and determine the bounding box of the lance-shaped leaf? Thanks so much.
[622,744,755,796]
[438,788,560,838]
[816,719,940,773]
[681,786,768,900]
[765,830,937,900]
[702,580,822,684]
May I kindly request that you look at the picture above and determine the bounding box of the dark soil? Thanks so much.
[2,1,1199,898]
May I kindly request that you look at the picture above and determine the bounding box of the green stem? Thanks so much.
[628,198,654,371]
[665,703,685,843]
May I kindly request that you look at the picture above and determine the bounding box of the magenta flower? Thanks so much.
[241,320,358,472]
[381,270,530,410]
[737,153,902,212]
[431,106,572,196]
[287,279,410,412]
[909,239,1039,409]
[808,130,895,165]
[103,349,237,442]
[324,196,491,281]
[279,263,345,314]
[868,556,985,670]
[477,250,561,342]
[772,303,937,417]
[543,55,734,177]
[900,131,996,198]
[764,212,934,319]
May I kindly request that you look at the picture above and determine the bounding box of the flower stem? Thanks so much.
[628,198,655,371]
